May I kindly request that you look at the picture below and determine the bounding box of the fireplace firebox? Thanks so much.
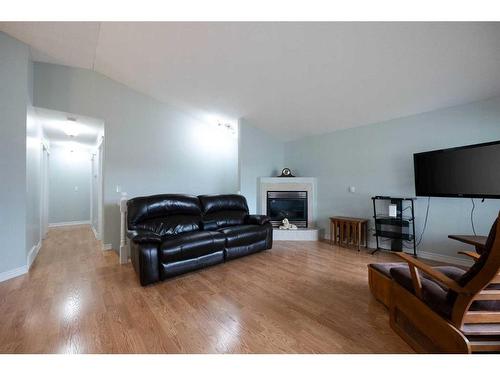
[266,191,308,228]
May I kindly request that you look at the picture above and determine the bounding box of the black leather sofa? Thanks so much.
[127,194,273,286]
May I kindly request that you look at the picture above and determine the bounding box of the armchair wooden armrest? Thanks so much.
[457,251,480,262]
[396,253,468,296]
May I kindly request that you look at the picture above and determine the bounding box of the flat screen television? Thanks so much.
[413,140,500,198]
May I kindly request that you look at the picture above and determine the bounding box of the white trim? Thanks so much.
[27,241,42,269]
[96,135,104,149]
[102,243,113,251]
[0,265,28,283]
[324,233,472,266]
[119,194,129,263]
[91,225,99,240]
[274,228,319,241]
[49,220,91,228]
[97,139,104,247]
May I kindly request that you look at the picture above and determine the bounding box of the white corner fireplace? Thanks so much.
[258,177,319,241]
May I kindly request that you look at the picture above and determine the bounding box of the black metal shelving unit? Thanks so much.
[371,196,416,256]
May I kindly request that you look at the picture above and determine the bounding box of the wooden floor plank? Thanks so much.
[0,225,412,353]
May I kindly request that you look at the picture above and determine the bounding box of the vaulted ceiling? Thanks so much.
[2,22,500,140]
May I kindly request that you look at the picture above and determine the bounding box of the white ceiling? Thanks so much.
[3,22,500,141]
[35,107,104,148]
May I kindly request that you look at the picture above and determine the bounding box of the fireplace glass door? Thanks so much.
[266,191,308,228]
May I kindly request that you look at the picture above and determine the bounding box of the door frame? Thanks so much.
[40,141,49,240]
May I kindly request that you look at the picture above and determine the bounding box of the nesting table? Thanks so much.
[330,216,368,251]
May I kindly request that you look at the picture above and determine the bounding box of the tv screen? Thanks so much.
[414,140,500,198]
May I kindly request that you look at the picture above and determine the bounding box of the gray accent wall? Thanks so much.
[238,119,285,213]
[0,33,30,274]
[33,62,239,250]
[284,97,500,261]
[48,145,91,224]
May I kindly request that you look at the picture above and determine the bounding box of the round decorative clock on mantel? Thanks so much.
[278,168,295,177]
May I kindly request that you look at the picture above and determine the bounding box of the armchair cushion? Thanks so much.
[127,229,163,244]
[245,214,271,226]
[391,266,456,318]
[369,262,407,278]
[391,265,500,319]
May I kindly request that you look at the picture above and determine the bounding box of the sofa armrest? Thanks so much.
[130,241,160,286]
[245,214,271,226]
[127,229,163,244]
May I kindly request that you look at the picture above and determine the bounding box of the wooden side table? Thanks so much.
[330,216,368,251]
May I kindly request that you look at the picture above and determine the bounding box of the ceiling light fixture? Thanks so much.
[64,116,80,137]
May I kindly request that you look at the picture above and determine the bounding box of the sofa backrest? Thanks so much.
[127,194,202,236]
[199,194,249,230]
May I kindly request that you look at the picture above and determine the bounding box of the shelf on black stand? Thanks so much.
[371,196,417,256]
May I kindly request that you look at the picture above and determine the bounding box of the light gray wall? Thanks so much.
[285,97,500,261]
[33,62,239,250]
[238,119,285,214]
[0,33,30,274]
[48,145,91,224]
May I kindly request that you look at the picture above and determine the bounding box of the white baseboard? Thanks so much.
[324,233,472,266]
[91,225,100,240]
[0,265,28,283]
[27,240,42,269]
[102,243,112,251]
[49,220,91,227]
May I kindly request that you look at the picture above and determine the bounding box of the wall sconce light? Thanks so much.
[218,122,236,134]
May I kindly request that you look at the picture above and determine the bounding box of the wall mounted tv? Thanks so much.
[413,140,500,199]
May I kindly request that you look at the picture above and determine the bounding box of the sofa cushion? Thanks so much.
[218,224,269,247]
[127,194,202,236]
[202,211,248,230]
[199,194,249,214]
[199,194,249,230]
[159,231,225,263]
[134,215,201,237]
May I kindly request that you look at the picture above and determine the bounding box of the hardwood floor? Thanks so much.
[0,225,413,353]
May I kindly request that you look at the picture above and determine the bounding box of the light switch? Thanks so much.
[116,185,122,193]
[74,186,79,192]
[348,186,356,193]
